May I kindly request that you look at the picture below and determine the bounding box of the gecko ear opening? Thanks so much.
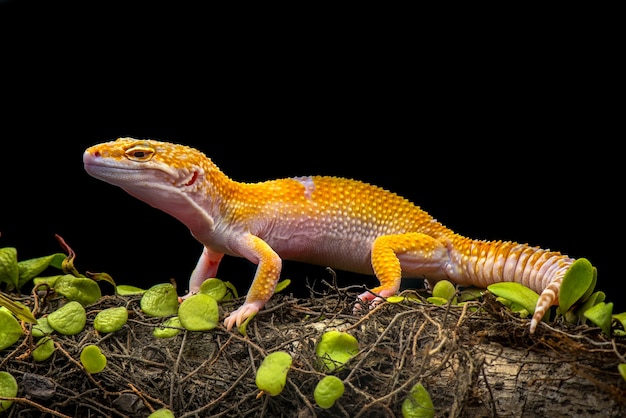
[185,172,199,186]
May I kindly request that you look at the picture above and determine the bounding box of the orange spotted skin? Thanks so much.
[84,137,575,332]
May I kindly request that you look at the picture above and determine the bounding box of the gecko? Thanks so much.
[83,137,576,333]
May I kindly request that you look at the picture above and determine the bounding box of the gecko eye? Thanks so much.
[125,145,155,162]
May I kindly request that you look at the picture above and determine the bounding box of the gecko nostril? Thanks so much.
[94,151,101,157]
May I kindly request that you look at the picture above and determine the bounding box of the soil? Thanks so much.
[2,276,626,418]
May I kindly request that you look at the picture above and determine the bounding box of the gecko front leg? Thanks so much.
[223,234,282,331]
[180,247,224,300]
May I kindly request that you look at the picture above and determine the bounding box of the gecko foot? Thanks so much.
[353,288,396,313]
[178,294,192,302]
[223,301,264,331]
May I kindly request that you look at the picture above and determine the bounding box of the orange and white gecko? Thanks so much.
[83,137,576,333]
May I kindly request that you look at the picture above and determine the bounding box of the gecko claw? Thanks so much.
[353,290,384,313]
[223,301,264,331]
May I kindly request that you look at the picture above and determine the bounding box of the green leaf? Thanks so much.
[558,258,594,314]
[255,351,292,396]
[178,293,219,331]
[507,302,530,318]
[612,312,626,331]
[426,296,449,306]
[315,331,359,372]
[274,279,291,293]
[402,383,435,418]
[153,317,183,338]
[386,295,405,303]
[0,292,37,323]
[432,280,455,301]
[148,408,176,418]
[80,344,107,373]
[17,253,66,288]
[314,375,345,409]
[0,308,23,350]
[32,317,54,338]
[32,336,55,362]
[33,275,64,289]
[224,281,238,299]
[487,282,540,314]
[575,291,606,324]
[583,302,613,335]
[579,265,598,303]
[0,247,19,288]
[94,307,128,333]
[199,278,227,301]
[237,312,256,336]
[47,301,87,335]
[458,287,484,302]
[0,371,18,412]
[140,283,179,317]
[53,275,102,306]
[115,284,146,295]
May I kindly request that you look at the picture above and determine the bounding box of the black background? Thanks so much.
[1,2,622,312]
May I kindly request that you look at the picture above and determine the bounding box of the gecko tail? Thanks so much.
[529,280,561,333]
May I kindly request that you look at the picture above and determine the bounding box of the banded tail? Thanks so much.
[448,236,575,333]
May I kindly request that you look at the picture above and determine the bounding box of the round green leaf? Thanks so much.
[199,278,228,301]
[0,247,18,288]
[255,351,292,396]
[426,296,450,306]
[53,275,102,306]
[559,258,594,314]
[32,317,54,338]
[178,293,219,331]
[315,331,359,372]
[94,307,128,333]
[432,280,455,301]
[153,316,183,338]
[314,375,344,409]
[115,285,146,295]
[80,344,107,373]
[148,408,175,418]
[0,308,23,350]
[458,287,484,302]
[402,382,435,418]
[140,283,179,317]
[47,301,87,335]
[32,336,55,362]
[0,371,18,412]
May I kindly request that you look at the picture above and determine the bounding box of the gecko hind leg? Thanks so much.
[355,232,450,311]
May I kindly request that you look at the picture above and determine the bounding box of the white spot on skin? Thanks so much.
[292,176,316,199]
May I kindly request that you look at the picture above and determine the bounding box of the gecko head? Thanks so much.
[83,137,216,210]
[84,137,208,184]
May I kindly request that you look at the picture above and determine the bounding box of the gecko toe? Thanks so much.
[223,302,262,331]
